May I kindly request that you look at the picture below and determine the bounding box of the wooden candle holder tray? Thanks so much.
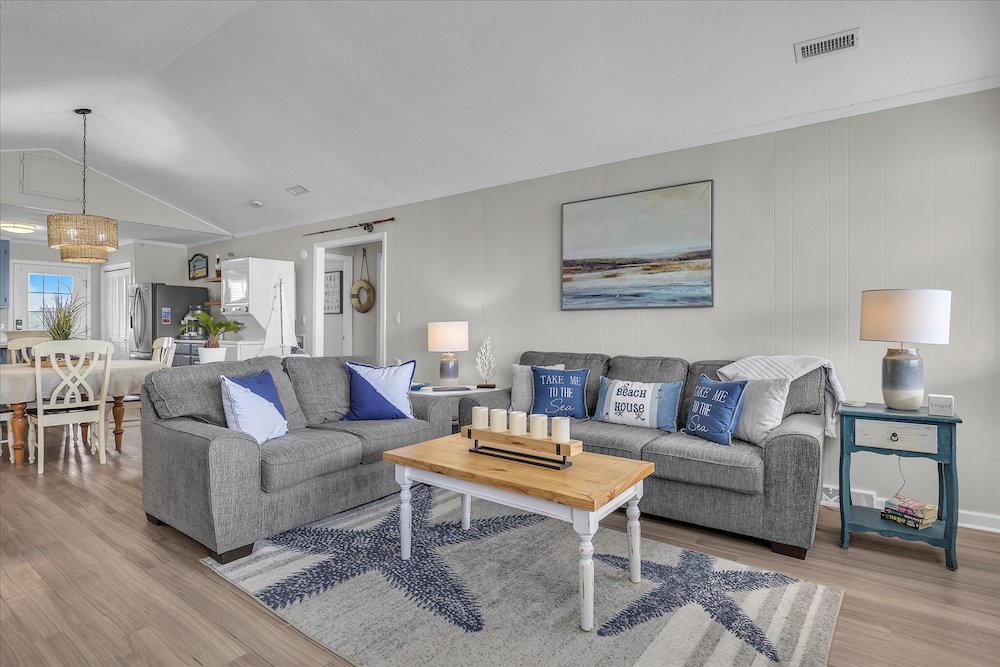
[460,425,583,470]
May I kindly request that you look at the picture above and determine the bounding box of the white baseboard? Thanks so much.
[820,497,1000,533]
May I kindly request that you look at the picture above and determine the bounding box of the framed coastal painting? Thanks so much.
[561,180,713,310]
[324,270,343,314]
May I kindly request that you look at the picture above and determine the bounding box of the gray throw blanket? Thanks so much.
[717,356,846,438]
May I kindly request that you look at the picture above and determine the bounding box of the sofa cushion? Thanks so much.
[783,367,825,417]
[569,418,664,460]
[310,418,438,464]
[283,355,375,425]
[259,428,362,492]
[147,357,306,429]
[519,351,610,415]
[641,431,764,495]
[607,356,688,385]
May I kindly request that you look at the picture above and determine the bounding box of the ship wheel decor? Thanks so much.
[351,248,376,313]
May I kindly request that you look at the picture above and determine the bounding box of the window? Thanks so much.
[27,273,74,330]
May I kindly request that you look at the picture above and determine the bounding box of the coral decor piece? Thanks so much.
[475,336,497,388]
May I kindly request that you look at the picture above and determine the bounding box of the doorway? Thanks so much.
[311,232,387,363]
[101,262,132,359]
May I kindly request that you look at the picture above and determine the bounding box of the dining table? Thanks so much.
[1,359,166,467]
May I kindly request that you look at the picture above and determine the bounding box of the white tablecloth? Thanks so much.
[0,360,165,404]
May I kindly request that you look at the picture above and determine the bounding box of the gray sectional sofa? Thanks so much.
[141,356,452,562]
[459,352,828,558]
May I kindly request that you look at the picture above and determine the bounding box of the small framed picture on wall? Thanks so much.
[324,270,343,314]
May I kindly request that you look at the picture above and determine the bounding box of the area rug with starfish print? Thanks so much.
[203,486,842,666]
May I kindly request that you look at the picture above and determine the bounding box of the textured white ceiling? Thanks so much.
[1,1,997,241]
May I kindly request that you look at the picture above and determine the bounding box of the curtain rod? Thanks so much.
[302,217,394,237]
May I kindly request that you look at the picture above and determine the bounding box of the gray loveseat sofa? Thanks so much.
[460,352,828,558]
[141,355,451,562]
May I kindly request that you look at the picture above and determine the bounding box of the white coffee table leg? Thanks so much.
[573,511,599,632]
[461,493,471,530]
[627,498,641,583]
[395,466,412,560]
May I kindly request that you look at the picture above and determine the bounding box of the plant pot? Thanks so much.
[198,347,228,364]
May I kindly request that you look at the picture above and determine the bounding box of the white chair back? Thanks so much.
[7,336,50,364]
[32,340,114,415]
[151,336,176,366]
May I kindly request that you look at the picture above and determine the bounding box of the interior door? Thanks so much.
[9,262,90,335]
[102,264,132,359]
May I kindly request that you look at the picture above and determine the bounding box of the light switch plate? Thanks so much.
[927,394,954,416]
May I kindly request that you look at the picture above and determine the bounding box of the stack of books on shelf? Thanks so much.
[881,495,937,530]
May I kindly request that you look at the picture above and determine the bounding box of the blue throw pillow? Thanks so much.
[683,375,749,445]
[220,369,288,444]
[344,360,416,420]
[530,366,589,419]
[594,377,683,432]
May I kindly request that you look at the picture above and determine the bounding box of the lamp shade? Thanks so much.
[47,213,119,251]
[428,321,469,352]
[860,289,951,345]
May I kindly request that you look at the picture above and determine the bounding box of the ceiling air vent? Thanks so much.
[285,184,310,196]
[794,28,860,63]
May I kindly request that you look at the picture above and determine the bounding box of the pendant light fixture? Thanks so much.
[47,109,118,264]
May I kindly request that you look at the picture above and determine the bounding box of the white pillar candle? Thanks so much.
[551,416,570,444]
[490,408,508,432]
[529,414,548,439]
[471,406,489,430]
[509,411,527,436]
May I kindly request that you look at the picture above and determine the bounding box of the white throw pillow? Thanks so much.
[734,377,791,445]
[510,363,564,413]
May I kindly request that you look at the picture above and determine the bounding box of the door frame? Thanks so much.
[8,259,93,335]
[311,231,388,363]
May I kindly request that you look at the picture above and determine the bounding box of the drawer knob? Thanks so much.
[890,432,899,442]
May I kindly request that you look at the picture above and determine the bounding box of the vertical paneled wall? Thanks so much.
[193,89,999,519]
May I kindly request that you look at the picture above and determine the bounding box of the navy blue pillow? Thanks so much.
[530,367,589,419]
[683,375,748,445]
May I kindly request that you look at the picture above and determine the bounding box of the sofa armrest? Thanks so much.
[141,387,262,553]
[760,413,825,549]
[458,390,512,427]
[409,393,453,438]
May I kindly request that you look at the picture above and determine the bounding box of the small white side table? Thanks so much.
[409,387,507,430]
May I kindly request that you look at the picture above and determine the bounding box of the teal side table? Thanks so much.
[839,403,962,570]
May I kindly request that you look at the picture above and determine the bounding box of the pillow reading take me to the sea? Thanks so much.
[530,366,590,419]
[344,360,416,420]
[594,377,683,432]
[220,369,289,444]
[683,375,748,445]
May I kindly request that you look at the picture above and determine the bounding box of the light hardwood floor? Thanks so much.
[2,419,998,666]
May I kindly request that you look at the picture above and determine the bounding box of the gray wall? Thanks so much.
[190,89,999,521]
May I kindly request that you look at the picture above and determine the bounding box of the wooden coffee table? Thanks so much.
[383,433,654,631]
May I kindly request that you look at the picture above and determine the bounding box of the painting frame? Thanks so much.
[188,253,209,280]
[324,270,343,314]
[561,180,714,311]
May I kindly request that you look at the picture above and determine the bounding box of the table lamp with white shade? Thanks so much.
[427,321,469,386]
[859,289,951,410]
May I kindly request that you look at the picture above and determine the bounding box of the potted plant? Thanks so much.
[187,311,244,364]
[41,296,88,341]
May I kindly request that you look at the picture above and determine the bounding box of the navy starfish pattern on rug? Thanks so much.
[595,551,795,661]
[256,486,544,631]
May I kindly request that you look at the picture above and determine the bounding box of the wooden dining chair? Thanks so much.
[6,336,50,364]
[151,336,176,366]
[27,340,114,474]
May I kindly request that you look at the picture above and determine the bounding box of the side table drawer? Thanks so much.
[855,419,937,453]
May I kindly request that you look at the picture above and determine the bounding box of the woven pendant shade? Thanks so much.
[47,213,119,251]
[59,243,108,264]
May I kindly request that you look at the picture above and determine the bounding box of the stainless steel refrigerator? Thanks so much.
[128,283,209,361]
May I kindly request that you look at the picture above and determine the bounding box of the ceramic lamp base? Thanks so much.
[882,347,923,410]
[439,352,459,386]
